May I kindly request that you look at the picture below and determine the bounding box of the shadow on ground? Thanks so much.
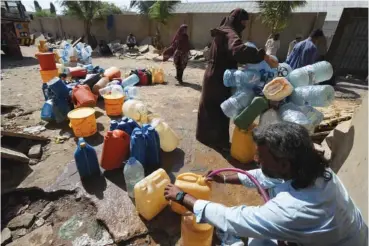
[1,55,39,69]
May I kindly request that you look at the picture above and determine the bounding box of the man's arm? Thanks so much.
[164,184,299,243]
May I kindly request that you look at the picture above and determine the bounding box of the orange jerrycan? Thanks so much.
[181,213,213,246]
[231,124,256,164]
[171,173,211,215]
[134,168,170,221]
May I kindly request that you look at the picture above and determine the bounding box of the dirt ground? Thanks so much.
[1,46,367,208]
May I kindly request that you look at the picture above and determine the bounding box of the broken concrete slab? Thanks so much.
[28,159,39,166]
[1,129,49,141]
[7,212,35,229]
[27,144,42,159]
[8,224,53,246]
[1,147,30,163]
[37,202,55,219]
[35,218,45,227]
[11,228,27,240]
[1,228,12,245]
[23,126,46,135]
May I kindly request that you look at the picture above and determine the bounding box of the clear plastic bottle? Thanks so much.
[278,102,312,130]
[124,157,145,198]
[299,105,324,133]
[121,74,140,88]
[99,84,124,97]
[287,68,310,88]
[221,90,255,118]
[290,85,335,107]
[223,69,260,89]
[124,86,139,100]
[306,61,333,84]
[277,63,292,77]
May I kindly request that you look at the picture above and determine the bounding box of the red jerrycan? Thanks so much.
[72,84,97,108]
[100,130,130,170]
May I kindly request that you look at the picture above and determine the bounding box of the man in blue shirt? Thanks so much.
[165,122,368,245]
[286,29,325,69]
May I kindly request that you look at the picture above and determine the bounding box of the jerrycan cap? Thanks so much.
[80,142,86,148]
[127,157,138,165]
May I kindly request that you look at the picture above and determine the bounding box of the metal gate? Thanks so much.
[327,8,368,78]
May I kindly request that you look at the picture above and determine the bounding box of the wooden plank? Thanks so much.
[1,130,49,141]
[1,147,30,163]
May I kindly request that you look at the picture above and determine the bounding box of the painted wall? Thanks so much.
[30,12,326,60]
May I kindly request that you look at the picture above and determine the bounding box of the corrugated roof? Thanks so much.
[173,1,368,21]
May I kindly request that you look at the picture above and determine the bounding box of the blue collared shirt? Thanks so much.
[286,38,318,69]
[194,169,368,246]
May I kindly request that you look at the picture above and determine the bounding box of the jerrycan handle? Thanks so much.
[177,173,199,182]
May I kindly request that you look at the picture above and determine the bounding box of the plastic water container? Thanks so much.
[287,61,333,88]
[121,74,140,88]
[124,86,139,100]
[110,120,119,131]
[289,85,335,107]
[151,119,180,152]
[92,77,109,95]
[74,137,101,178]
[171,173,211,215]
[259,108,281,127]
[123,100,148,123]
[181,214,213,246]
[278,102,312,130]
[42,83,49,100]
[305,61,333,84]
[124,157,145,198]
[277,63,292,77]
[81,74,102,90]
[52,97,71,123]
[223,69,260,89]
[104,67,121,80]
[134,168,170,221]
[41,99,55,122]
[130,128,147,169]
[231,125,256,164]
[100,130,130,170]
[99,84,124,97]
[71,84,97,108]
[299,105,324,133]
[142,124,161,175]
[234,97,269,131]
[47,77,70,99]
[221,90,255,118]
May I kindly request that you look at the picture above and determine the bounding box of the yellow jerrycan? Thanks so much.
[171,173,211,215]
[181,213,213,246]
[134,168,171,221]
[231,124,256,164]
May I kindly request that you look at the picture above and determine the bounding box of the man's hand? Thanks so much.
[205,171,224,183]
[164,184,183,201]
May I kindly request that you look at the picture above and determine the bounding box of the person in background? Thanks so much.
[165,122,368,246]
[287,34,302,57]
[286,29,324,69]
[316,32,327,61]
[126,33,137,50]
[163,24,190,84]
[265,33,280,56]
[196,8,277,152]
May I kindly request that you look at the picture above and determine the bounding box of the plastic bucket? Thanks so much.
[104,95,124,116]
[67,107,97,137]
[36,52,57,70]
[40,69,59,83]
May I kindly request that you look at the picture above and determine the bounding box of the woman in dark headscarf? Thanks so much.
[196,8,276,152]
[163,24,190,83]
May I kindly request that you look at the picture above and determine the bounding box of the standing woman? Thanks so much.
[196,8,277,151]
[163,24,190,83]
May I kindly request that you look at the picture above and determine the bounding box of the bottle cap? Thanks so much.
[80,142,86,148]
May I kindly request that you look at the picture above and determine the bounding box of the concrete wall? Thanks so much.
[30,12,326,60]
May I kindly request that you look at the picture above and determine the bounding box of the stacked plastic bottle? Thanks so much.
[221,90,255,118]
[287,61,333,88]
[290,85,335,107]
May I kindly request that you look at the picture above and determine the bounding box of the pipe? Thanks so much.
[207,168,270,202]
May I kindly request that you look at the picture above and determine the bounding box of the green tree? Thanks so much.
[34,10,53,17]
[130,1,179,49]
[258,1,307,34]
[50,2,56,15]
[60,1,122,46]
[34,0,42,12]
